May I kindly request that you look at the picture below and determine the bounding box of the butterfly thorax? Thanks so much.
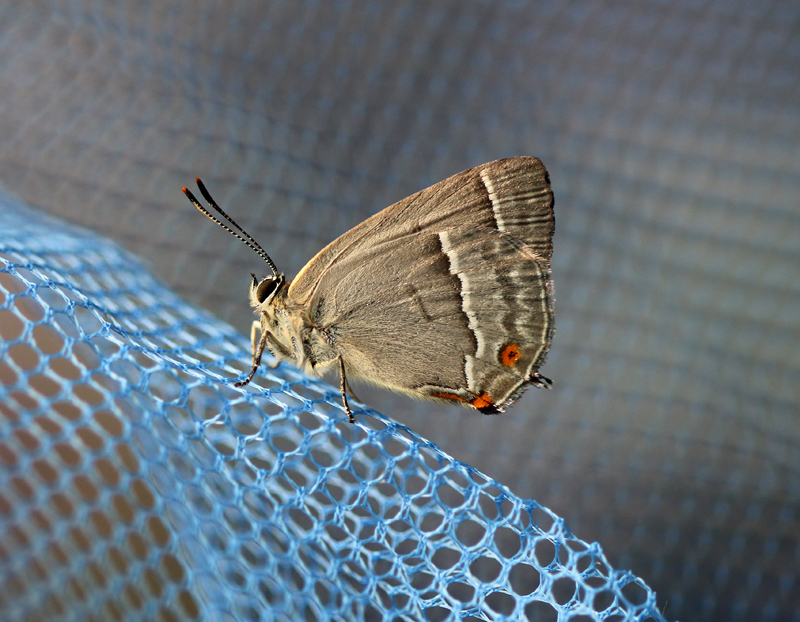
[254,280,339,377]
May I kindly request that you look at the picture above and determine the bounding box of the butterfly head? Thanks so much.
[249,272,285,309]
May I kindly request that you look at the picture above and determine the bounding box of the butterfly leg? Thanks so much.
[248,321,259,367]
[235,324,270,387]
[345,384,360,402]
[342,374,360,402]
[248,320,280,369]
[338,356,355,424]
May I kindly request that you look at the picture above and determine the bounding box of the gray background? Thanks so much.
[2,1,799,619]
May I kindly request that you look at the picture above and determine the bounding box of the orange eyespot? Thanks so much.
[500,344,521,367]
[469,393,493,409]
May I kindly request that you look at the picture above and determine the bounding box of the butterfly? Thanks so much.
[183,156,554,423]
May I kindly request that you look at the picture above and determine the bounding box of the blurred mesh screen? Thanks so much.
[1,1,799,620]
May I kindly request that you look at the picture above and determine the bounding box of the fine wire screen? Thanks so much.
[1,1,799,621]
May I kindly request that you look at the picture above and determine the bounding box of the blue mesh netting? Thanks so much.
[0,199,668,621]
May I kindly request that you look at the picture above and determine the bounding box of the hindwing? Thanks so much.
[432,225,554,410]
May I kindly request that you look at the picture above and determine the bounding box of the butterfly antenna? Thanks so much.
[182,179,279,277]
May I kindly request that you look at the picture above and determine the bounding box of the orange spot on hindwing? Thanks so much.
[433,391,495,411]
[469,393,493,409]
[433,391,468,404]
[500,343,521,367]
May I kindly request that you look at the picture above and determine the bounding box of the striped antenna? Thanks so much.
[182,179,279,277]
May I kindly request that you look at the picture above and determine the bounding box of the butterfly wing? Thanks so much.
[288,157,555,411]
[289,157,553,302]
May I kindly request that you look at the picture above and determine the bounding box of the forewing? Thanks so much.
[288,156,554,304]
[309,232,475,395]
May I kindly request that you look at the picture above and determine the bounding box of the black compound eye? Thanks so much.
[255,278,278,304]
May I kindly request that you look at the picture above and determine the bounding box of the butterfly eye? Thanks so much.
[255,277,278,304]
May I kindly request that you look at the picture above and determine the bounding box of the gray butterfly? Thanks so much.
[184,156,555,423]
